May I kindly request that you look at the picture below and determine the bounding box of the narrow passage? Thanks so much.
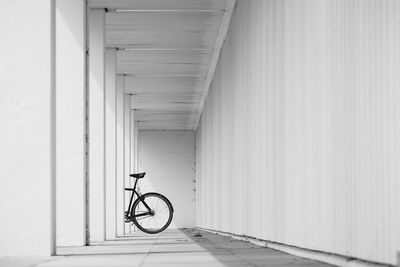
[1,229,332,267]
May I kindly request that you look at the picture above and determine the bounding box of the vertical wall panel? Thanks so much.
[196,0,400,265]
[116,75,125,236]
[123,95,131,234]
[139,131,196,228]
[128,109,140,233]
[0,0,54,255]
[56,0,86,247]
[105,48,117,240]
[88,8,106,243]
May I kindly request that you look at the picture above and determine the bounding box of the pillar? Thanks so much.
[124,94,132,234]
[55,0,86,247]
[116,75,125,236]
[105,48,117,240]
[129,108,138,233]
[0,0,55,256]
[88,8,106,243]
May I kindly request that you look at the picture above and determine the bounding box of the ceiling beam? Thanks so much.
[109,9,224,13]
[88,0,227,11]
[110,48,212,52]
[192,0,237,130]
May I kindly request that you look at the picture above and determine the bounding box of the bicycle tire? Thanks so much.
[131,192,173,234]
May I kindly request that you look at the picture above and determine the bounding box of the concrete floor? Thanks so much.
[0,229,332,267]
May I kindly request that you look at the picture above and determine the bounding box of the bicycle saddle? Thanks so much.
[129,172,146,179]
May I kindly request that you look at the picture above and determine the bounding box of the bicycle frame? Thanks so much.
[125,178,153,219]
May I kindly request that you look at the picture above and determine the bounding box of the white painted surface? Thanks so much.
[105,48,117,240]
[132,114,140,174]
[139,131,196,228]
[116,75,125,237]
[89,0,231,130]
[88,0,227,10]
[56,0,86,247]
[196,0,400,265]
[124,95,132,234]
[193,0,237,129]
[127,110,140,233]
[88,8,106,243]
[0,0,55,256]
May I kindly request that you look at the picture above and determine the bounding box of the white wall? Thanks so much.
[0,0,55,255]
[139,131,195,228]
[88,8,106,243]
[105,48,117,240]
[56,0,86,247]
[125,110,140,234]
[116,75,125,237]
[196,0,400,265]
[123,96,132,234]
[125,109,139,233]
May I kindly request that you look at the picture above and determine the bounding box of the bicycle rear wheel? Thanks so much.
[131,192,173,234]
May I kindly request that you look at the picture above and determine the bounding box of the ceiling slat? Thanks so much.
[124,76,204,94]
[117,50,211,65]
[106,31,217,50]
[89,0,227,11]
[94,0,235,130]
[117,62,208,76]
[106,12,222,32]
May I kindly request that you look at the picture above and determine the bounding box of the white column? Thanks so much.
[130,110,137,174]
[88,8,105,243]
[116,75,125,237]
[105,48,117,240]
[136,124,141,172]
[129,97,140,176]
[124,95,131,234]
[135,121,141,172]
[0,0,55,256]
[56,0,86,247]
[129,109,138,233]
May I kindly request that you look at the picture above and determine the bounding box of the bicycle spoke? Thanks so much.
[136,215,152,220]
[153,198,161,210]
[132,193,172,233]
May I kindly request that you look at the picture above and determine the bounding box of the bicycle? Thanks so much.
[124,172,174,234]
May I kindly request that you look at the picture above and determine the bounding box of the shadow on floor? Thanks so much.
[0,228,333,266]
[179,228,332,267]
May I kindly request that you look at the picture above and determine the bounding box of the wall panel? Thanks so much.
[127,110,140,233]
[116,75,125,237]
[139,131,196,228]
[123,95,131,234]
[0,0,55,256]
[88,8,106,243]
[196,0,400,265]
[105,48,117,240]
[56,0,86,247]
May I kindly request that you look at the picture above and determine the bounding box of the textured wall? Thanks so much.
[88,8,106,243]
[125,108,140,234]
[56,0,86,247]
[0,0,55,255]
[116,75,125,237]
[140,131,196,228]
[196,0,400,265]
[105,48,117,240]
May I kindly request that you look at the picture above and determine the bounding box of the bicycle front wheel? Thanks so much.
[131,192,173,234]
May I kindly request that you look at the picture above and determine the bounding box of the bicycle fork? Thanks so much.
[125,178,153,222]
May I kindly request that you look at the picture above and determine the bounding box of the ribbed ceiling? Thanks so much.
[88,0,235,130]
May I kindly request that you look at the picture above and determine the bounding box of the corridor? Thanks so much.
[0,229,332,267]
[1,0,400,266]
